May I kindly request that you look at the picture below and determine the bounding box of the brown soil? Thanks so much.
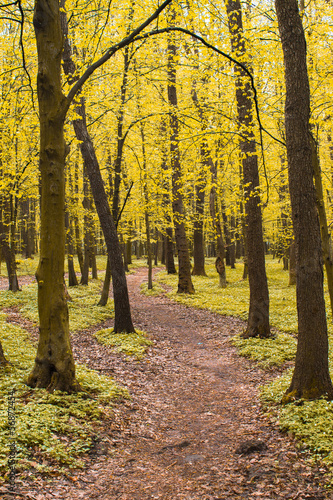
[1,268,331,499]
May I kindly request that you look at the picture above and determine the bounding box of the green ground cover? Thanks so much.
[156,256,333,482]
[0,258,150,481]
[94,328,152,359]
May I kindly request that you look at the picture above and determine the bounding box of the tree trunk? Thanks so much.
[289,242,296,286]
[225,0,270,338]
[98,258,111,306]
[192,178,206,276]
[65,211,78,286]
[0,341,8,365]
[311,136,333,318]
[275,0,333,401]
[210,160,227,287]
[60,8,134,331]
[140,124,153,289]
[73,104,135,332]
[0,196,20,292]
[167,30,194,294]
[27,0,79,392]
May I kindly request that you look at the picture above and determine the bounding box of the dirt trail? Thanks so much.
[9,268,331,499]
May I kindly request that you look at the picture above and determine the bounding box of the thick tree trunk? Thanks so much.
[289,242,296,285]
[225,0,270,338]
[167,32,194,294]
[27,0,79,392]
[275,0,333,400]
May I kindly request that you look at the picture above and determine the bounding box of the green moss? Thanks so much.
[0,308,128,480]
[140,281,165,297]
[94,328,153,359]
[231,333,297,367]
[0,280,114,333]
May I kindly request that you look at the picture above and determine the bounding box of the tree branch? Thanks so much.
[64,0,173,111]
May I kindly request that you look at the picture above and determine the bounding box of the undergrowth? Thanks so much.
[0,312,128,481]
[0,264,137,481]
[140,281,165,297]
[0,280,114,332]
[94,328,153,359]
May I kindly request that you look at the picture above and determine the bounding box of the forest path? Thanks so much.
[22,267,329,499]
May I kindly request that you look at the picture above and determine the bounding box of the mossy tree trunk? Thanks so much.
[275,0,333,401]
[225,0,270,338]
[27,0,79,392]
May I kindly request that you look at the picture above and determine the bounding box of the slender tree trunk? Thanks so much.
[225,0,270,338]
[311,136,333,317]
[73,104,135,332]
[275,0,333,401]
[210,160,227,287]
[98,258,111,306]
[27,0,79,392]
[190,80,207,277]
[167,30,194,294]
[60,7,134,331]
[65,211,78,286]
[0,197,20,292]
[140,124,153,289]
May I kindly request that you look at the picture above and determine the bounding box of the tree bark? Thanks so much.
[65,210,78,286]
[61,8,134,332]
[27,0,79,392]
[225,0,270,338]
[275,0,333,400]
[210,160,227,287]
[167,30,194,294]
[311,136,333,318]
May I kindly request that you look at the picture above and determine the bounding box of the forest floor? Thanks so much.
[2,267,332,500]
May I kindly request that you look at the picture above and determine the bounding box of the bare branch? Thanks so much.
[64,0,173,111]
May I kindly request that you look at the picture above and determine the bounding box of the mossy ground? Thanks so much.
[156,256,333,481]
[0,257,153,481]
[94,328,152,359]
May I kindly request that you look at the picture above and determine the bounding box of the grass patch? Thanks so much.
[94,328,153,359]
